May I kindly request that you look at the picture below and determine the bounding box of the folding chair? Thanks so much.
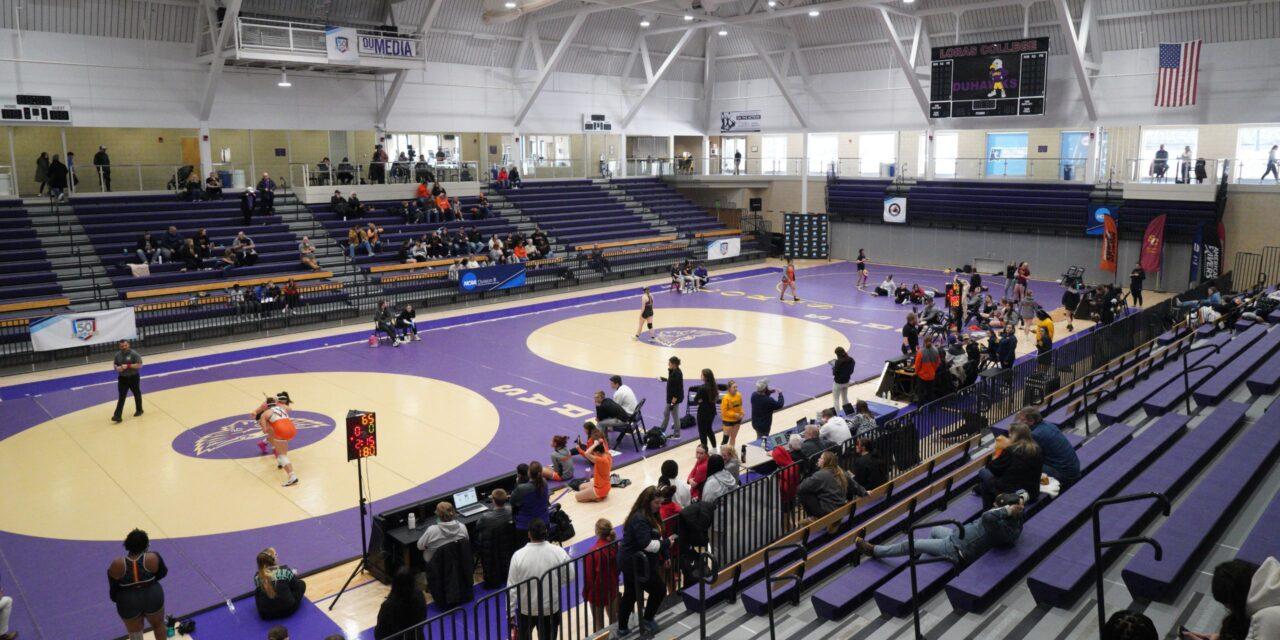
[612,398,648,451]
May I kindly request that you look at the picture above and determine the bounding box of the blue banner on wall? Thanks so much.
[459,264,526,293]
[1086,203,1119,236]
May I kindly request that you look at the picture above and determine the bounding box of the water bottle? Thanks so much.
[226,598,235,613]
[407,512,417,530]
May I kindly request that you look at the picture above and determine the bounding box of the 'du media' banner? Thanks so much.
[30,307,137,352]
[706,237,741,261]
[458,264,526,293]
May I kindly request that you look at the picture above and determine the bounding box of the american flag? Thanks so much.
[1155,40,1202,107]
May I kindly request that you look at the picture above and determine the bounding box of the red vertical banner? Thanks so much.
[1100,214,1118,273]
[1140,214,1167,273]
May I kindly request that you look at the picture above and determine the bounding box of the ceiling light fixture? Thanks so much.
[903,0,914,3]
[277,69,291,88]
[808,9,820,16]
[717,28,728,36]
[767,0,776,6]
[683,14,694,21]
[504,1,516,7]
[640,17,651,27]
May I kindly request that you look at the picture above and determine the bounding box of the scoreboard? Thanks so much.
[784,213,829,260]
[929,37,1049,118]
[345,410,378,461]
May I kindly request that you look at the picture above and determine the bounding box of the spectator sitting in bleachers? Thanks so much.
[448,260,461,282]
[465,255,480,269]
[298,237,319,271]
[346,226,372,259]
[1018,407,1080,489]
[512,242,528,262]
[364,223,384,253]
[219,247,238,275]
[159,226,182,262]
[450,230,469,257]
[183,172,203,201]
[205,171,223,198]
[177,238,203,272]
[281,280,300,314]
[856,491,1026,566]
[434,192,453,221]
[851,437,887,490]
[798,451,866,519]
[256,173,276,214]
[395,239,413,264]
[471,193,491,220]
[487,235,504,263]
[466,227,484,255]
[329,190,348,217]
[509,165,523,188]
[347,193,369,220]
[136,232,160,264]
[231,231,257,266]
[194,228,213,258]
[415,180,431,208]
[496,166,509,189]
[977,423,1042,508]
[1181,559,1265,640]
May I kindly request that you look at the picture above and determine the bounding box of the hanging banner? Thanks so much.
[883,197,907,224]
[719,110,762,133]
[458,264,526,293]
[1100,214,1118,273]
[357,34,419,58]
[1139,214,1167,273]
[30,307,137,352]
[1086,203,1118,236]
[1203,221,1224,281]
[706,237,741,261]
[325,26,360,62]
[1189,223,1204,284]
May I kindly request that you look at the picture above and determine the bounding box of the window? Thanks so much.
[526,135,570,165]
[859,132,896,176]
[761,135,789,175]
[985,132,1028,177]
[1138,127,1197,182]
[916,133,926,179]
[1236,126,1280,183]
[721,137,746,174]
[933,132,959,177]
[807,134,838,175]
[1060,131,1089,181]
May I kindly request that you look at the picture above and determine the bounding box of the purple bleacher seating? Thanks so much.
[1024,402,1250,608]
[826,179,892,219]
[943,415,1188,613]
[1094,333,1231,425]
[1237,490,1280,567]
[1195,327,1280,405]
[1121,401,1280,601]
[1141,324,1266,416]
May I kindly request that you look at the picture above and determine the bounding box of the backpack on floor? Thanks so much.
[680,415,697,430]
[548,504,575,543]
[644,427,668,450]
[610,473,632,488]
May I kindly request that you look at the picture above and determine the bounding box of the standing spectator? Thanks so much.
[506,520,573,640]
[583,519,619,633]
[694,369,719,452]
[750,378,785,442]
[719,380,744,449]
[35,151,50,195]
[111,339,143,423]
[1263,145,1280,183]
[977,423,1042,508]
[733,149,742,175]
[511,462,551,541]
[913,335,941,403]
[773,435,802,520]
[47,154,69,202]
[374,568,426,640]
[687,446,709,502]
[1034,309,1054,368]
[371,144,389,184]
[107,529,167,640]
[94,145,112,191]
[256,173,276,214]
[474,489,515,588]
[1129,263,1146,307]
[831,346,855,412]
[617,487,668,637]
[240,188,257,226]
[253,547,306,620]
[1178,145,1193,183]
[1013,261,1030,303]
[66,151,79,191]
[659,356,684,438]
[902,312,920,356]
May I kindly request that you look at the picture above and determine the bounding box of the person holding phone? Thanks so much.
[659,356,684,438]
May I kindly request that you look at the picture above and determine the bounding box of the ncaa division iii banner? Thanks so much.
[30,307,137,352]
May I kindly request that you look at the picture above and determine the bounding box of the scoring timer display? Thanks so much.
[345,410,378,461]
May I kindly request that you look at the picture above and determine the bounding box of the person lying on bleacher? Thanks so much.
[856,491,1026,566]
[1239,289,1280,323]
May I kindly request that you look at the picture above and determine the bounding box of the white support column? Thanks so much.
[513,12,588,128]
[800,132,809,214]
[877,8,931,123]
[1052,0,1098,121]
[924,127,935,180]
[621,29,697,128]
[702,31,717,135]
[198,0,243,122]
[199,122,213,178]
[743,30,808,129]
[702,136,710,176]
[1085,126,1101,183]
[618,132,627,178]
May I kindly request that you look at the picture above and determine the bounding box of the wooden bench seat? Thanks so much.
[0,297,72,314]
[573,234,677,252]
[369,256,489,275]
[133,282,343,312]
[123,271,333,300]
[694,228,741,239]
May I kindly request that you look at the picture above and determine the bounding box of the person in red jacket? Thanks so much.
[773,435,802,527]
[913,335,942,403]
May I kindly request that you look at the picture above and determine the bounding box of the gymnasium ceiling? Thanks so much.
[0,0,1278,83]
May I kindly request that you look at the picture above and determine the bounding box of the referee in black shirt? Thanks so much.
[111,339,143,423]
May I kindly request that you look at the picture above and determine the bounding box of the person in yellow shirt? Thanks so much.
[1035,310,1055,368]
[720,380,744,450]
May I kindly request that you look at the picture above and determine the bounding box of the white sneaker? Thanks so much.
[282,476,299,487]
[411,334,421,341]
[392,339,402,347]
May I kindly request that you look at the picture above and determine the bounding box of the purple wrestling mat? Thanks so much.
[0,262,1057,639]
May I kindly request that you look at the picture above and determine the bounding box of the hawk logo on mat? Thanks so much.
[650,327,736,349]
[172,411,335,459]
